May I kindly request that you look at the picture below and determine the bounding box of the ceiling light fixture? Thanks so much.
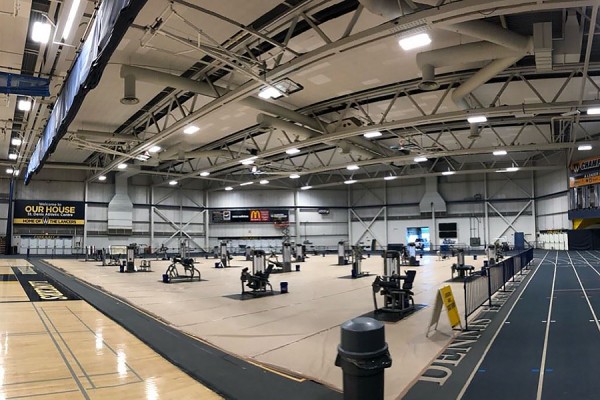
[414,156,427,162]
[493,150,507,156]
[286,148,301,155]
[384,176,397,181]
[578,144,593,151]
[344,179,357,185]
[98,175,106,181]
[117,163,127,169]
[301,185,312,190]
[346,164,359,171]
[6,168,14,174]
[62,0,81,40]
[240,182,254,186]
[399,33,431,51]
[442,170,456,176]
[240,156,258,165]
[506,166,519,172]
[290,174,300,179]
[11,138,22,146]
[258,78,302,99]
[183,125,200,134]
[225,186,233,191]
[8,153,17,160]
[31,21,51,44]
[587,107,600,115]
[200,171,210,177]
[363,130,382,138]
[17,99,32,112]
[169,180,177,186]
[258,86,283,100]
[260,180,269,184]
[148,145,161,153]
[467,115,487,124]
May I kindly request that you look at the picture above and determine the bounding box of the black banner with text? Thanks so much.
[13,200,85,225]
[211,209,289,223]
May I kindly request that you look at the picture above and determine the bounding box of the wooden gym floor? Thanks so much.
[0,259,221,400]
[44,253,476,399]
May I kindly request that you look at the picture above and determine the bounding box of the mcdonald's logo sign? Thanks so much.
[250,210,262,221]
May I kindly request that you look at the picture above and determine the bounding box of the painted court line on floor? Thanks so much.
[536,251,558,400]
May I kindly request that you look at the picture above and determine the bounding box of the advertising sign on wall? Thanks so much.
[13,200,85,225]
[211,209,289,223]
[570,155,600,187]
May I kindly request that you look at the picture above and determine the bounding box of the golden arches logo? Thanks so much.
[250,210,261,221]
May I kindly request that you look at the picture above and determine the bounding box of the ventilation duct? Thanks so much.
[357,0,425,19]
[554,10,583,64]
[107,171,135,235]
[419,177,447,213]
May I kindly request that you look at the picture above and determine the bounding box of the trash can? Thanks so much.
[162,274,169,283]
[280,281,288,293]
[295,265,300,272]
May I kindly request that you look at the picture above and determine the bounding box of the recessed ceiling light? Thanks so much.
[290,174,300,179]
[344,179,357,184]
[286,148,301,155]
[506,167,519,172]
[301,185,312,190]
[258,86,283,100]
[346,164,359,170]
[98,175,106,181]
[467,115,487,124]
[414,156,427,162]
[225,186,233,191]
[8,153,17,160]
[148,145,161,153]
[200,171,210,177]
[17,100,32,112]
[6,168,14,174]
[493,150,507,156]
[240,156,258,165]
[136,154,150,161]
[260,180,269,184]
[399,33,431,51]
[363,130,382,138]
[117,163,127,169]
[183,125,200,134]
[384,176,396,181]
[587,107,600,115]
[578,144,592,151]
[240,181,254,186]
[442,171,456,176]
[169,180,177,186]
[31,21,51,44]
[11,138,22,146]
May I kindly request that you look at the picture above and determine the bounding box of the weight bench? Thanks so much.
[241,264,274,296]
[372,270,416,314]
[163,257,201,282]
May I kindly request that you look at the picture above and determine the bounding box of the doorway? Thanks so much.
[406,227,430,251]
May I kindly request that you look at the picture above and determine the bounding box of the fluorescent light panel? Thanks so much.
[240,156,258,165]
[414,156,427,162]
[117,163,127,169]
[301,185,312,190]
[493,150,507,156]
[384,176,396,181]
[286,148,301,155]
[578,144,592,151]
[258,86,283,100]
[399,33,431,51]
[183,125,200,134]
[224,186,233,191]
[17,100,31,112]
[290,174,300,179]
[11,138,22,146]
[506,167,519,172]
[6,168,14,174]
[200,171,210,177]
[442,171,456,176]
[363,130,382,138]
[169,180,177,185]
[31,21,51,44]
[587,107,600,115]
[148,145,161,153]
[467,115,487,124]
[62,0,81,40]
[346,164,359,170]
[98,175,106,181]
[240,182,254,186]
[344,179,357,184]
[8,153,17,160]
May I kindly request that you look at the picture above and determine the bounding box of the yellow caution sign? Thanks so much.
[439,285,461,329]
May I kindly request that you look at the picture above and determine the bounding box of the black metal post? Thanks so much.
[464,278,468,331]
[487,266,492,307]
[335,317,392,400]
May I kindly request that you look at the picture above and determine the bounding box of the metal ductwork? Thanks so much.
[554,10,583,64]
[419,177,447,213]
[73,130,140,143]
[358,0,431,19]
[158,149,234,161]
[415,21,533,108]
[107,171,135,235]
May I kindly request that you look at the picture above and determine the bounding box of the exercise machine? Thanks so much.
[372,250,417,314]
[84,246,102,261]
[451,248,474,279]
[487,244,498,264]
[217,241,232,268]
[156,244,169,260]
[295,243,305,262]
[350,246,369,278]
[268,244,292,273]
[252,249,266,274]
[163,257,201,282]
[245,246,253,261]
[338,241,347,265]
[102,245,127,266]
[241,264,274,296]
[406,243,420,266]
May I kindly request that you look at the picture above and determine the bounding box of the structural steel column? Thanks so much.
[295,190,301,244]
[204,190,210,251]
[383,182,388,248]
[484,173,490,246]
[531,171,537,245]
[150,186,154,250]
[83,181,88,252]
[348,187,353,245]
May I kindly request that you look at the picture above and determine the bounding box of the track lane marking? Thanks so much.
[456,250,550,400]
[536,251,558,400]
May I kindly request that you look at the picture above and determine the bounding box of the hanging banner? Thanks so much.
[211,209,289,223]
[13,200,85,225]
[570,155,600,188]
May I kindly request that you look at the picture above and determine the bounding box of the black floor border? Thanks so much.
[402,253,543,400]
[29,259,342,400]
